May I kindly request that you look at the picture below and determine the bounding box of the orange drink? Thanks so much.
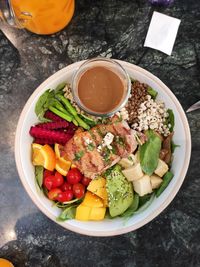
[11,0,75,34]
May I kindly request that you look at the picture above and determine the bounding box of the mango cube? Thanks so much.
[89,207,106,220]
[87,177,108,200]
[83,191,104,208]
[75,204,91,221]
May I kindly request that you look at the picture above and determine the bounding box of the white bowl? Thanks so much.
[15,60,191,236]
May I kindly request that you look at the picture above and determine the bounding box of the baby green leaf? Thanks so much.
[57,205,77,221]
[139,130,162,176]
[35,166,44,188]
[147,86,158,99]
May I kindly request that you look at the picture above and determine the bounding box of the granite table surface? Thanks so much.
[0,0,200,266]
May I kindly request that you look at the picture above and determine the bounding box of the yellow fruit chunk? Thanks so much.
[103,197,108,207]
[54,143,69,160]
[71,163,77,168]
[32,144,56,171]
[32,143,43,164]
[75,204,91,221]
[83,191,104,208]
[89,207,106,220]
[55,157,71,176]
[0,258,14,267]
[87,177,108,201]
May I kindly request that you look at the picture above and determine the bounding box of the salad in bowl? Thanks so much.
[15,59,191,235]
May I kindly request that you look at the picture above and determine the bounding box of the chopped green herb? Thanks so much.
[96,127,104,137]
[115,136,125,147]
[74,151,84,161]
[111,146,117,155]
[88,129,96,141]
[114,115,123,124]
[87,143,95,151]
[103,147,111,162]
[128,156,133,162]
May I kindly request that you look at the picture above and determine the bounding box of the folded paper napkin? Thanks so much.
[144,11,181,55]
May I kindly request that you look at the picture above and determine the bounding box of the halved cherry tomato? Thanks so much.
[81,177,92,186]
[56,190,74,202]
[48,188,62,200]
[73,183,85,199]
[52,171,64,187]
[60,182,72,192]
[44,173,64,190]
[44,175,54,190]
[67,168,82,184]
[44,169,54,178]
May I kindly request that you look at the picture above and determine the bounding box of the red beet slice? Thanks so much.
[30,126,72,145]
[35,121,69,130]
[44,110,66,122]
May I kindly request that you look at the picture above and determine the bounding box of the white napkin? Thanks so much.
[144,11,181,55]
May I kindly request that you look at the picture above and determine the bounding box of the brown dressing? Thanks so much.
[77,66,125,114]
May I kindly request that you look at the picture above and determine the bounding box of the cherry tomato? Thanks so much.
[60,182,72,192]
[56,190,74,202]
[81,177,92,186]
[44,169,54,178]
[44,173,64,190]
[73,183,85,199]
[52,171,64,187]
[48,188,62,200]
[44,175,54,190]
[67,168,82,184]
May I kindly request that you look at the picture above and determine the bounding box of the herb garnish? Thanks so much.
[74,151,84,161]
[87,143,95,151]
[88,129,96,141]
[128,156,133,162]
[96,127,104,137]
[115,136,125,147]
[103,147,111,163]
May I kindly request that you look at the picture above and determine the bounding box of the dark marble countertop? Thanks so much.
[0,0,200,266]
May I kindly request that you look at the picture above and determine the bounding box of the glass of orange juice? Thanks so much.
[0,0,75,34]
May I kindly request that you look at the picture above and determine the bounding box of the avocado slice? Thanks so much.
[105,165,134,217]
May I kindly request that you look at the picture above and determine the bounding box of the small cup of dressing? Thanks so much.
[72,58,131,117]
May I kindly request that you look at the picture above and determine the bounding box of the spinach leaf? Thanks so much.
[171,141,180,153]
[147,86,158,99]
[139,194,152,207]
[35,166,44,188]
[166,109,175,132]
[57,204,77,221]
[134,193,155,214]
[104,210,115,219]
[120,193,139,219]
[139,130,162,176]
[54,82,67,94]
[35,90,52,122]
[156,171,174,197]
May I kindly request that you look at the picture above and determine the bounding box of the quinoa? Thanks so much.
[126,80,148,125]
[132,95,170,136]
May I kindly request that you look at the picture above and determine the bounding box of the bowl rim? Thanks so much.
[15,59,191,236]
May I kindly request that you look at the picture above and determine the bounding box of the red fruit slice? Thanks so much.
[30,126,72,145]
